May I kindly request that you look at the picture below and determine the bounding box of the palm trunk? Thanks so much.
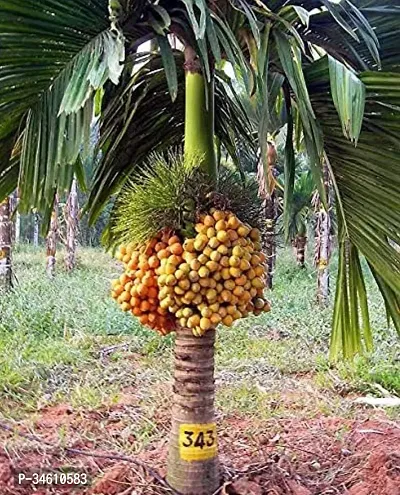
[46,202,58,277]
[0,198,12,290]
[9,191,18,243]
[15,211,21,245]
[64,178,79,272]
[33,213,39,247]
[263,194,277,290]
[258,143,278,290]
[295,235,307,268]
[315,164,332,306]
[167,47,220,495]
[167,328,219,494]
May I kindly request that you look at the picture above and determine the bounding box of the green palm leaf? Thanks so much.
[0,0,122,217]
[306,57,400,358]
[0,0,109,138]
[328,56,365,143]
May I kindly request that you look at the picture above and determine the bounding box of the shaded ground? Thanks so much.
[0,398,399,494]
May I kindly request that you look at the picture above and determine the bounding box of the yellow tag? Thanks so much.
[179,423,217,462]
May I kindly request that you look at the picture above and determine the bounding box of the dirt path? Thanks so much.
[0,399,399,495]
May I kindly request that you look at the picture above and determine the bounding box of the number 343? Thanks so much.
[179,423,217,461]
[182,429,215,449]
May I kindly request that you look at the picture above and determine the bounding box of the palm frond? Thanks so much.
[306,56,400,358]
[88,54,186,222]
[0,0,123,218]
[330,239,373,360]
[0,0,109,140]
[302,1,400,72]
[328,56,365,143]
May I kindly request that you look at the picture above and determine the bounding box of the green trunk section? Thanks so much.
[184,72,217,180]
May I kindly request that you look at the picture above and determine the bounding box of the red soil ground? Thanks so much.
[0,402,399,494]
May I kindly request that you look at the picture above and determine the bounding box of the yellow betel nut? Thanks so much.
[215,219,227,231]
[229,256,240,267]
[200,317,212,331]
[216,230,229,243]
[198,266,210,278]
[194,235,208,251]
[227,215,240,229]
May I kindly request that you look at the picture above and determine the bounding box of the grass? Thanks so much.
[0,244,399,430]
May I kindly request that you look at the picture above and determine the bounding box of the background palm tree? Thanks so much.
[314,162,333,306]
[9,190,19,244]
[257,141,279,289]
[64,178,79,272]
[286,171,314,269]
[46,201,58,278]
[0,1,400,493]
[0,197,12,290]
[33,213,40,248]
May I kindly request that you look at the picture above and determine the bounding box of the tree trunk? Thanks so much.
[0,198,12,291]
[64,178,79,272]
[9,191,18,243]
[167,328,219,494]
[46,203,58,277]
[258,142,278,290]
[262,194,277,290]
[167,47,220,495]
[15,211,21,245]
[315,206,331,306]
[295,235,307,268]
[33,213,39,247]
[315,163,332,306]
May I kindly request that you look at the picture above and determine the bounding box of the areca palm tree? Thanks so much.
[11,190,21,245]
[33,213,40,247]
[287,170,314,268]
[46,201,58,277]
[0,1,400,493]
[257,141,279,288]
[0,197,12,290]
[64,178,79,272]
[314,161,333,306]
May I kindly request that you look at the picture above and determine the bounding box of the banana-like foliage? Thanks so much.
[0,0,399,358]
